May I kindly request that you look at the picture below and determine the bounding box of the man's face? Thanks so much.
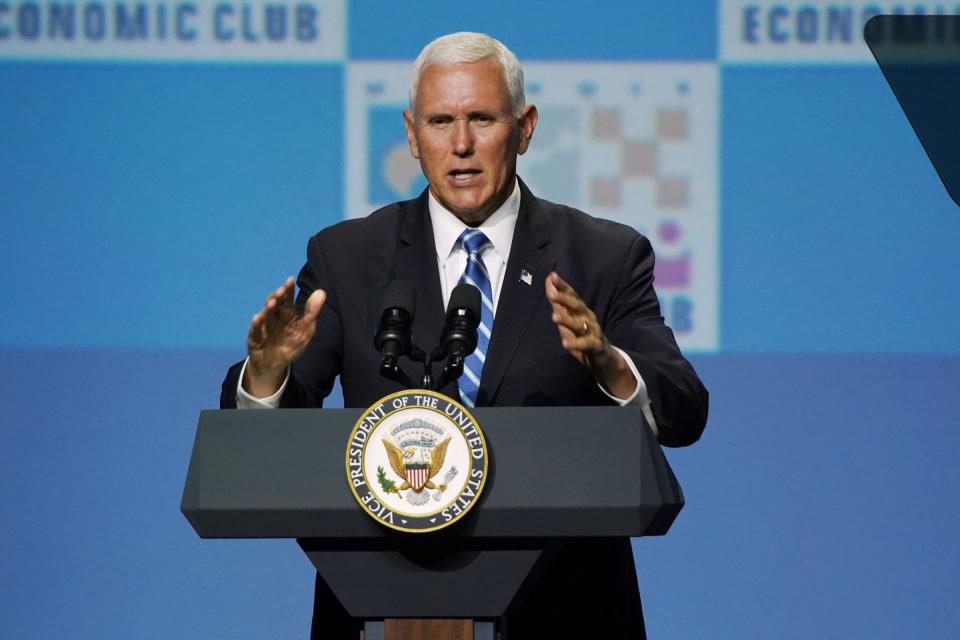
[403,58,538,226]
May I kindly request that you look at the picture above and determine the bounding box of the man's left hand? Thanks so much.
[545,271,638,400]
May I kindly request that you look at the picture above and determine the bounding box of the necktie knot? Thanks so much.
[458,229,491,256]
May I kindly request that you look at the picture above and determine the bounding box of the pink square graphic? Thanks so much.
[591,177,622,208]
[657,108,688,140]
[656,176,689,208]
[623,139,657,177]
[591,108,621,139]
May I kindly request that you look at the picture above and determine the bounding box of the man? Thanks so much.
[222,32,707,639]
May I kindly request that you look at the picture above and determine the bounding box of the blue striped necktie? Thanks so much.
[457,228,494,408]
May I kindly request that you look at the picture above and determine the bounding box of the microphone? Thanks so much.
[436,283,480,385]
[374,281,416,380]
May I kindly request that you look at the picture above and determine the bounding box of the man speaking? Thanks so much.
[222,32,708,640]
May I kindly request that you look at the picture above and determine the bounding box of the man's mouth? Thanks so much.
[449,170,481,185]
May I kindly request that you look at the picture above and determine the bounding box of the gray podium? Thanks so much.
[181,406,684,638]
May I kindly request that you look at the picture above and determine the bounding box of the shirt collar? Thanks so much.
[428,179,521,265]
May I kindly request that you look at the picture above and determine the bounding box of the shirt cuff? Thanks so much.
[235,357,289,409]
[598,346,659,436]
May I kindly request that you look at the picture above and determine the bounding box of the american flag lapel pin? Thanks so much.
[519,268,533,286]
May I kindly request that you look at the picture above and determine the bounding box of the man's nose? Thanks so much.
[451,119,474,156]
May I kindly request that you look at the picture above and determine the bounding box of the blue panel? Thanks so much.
[636,353,960,639]
[721,66,960,353]
[0,62,344,349]
[2,350,957,638]
[348,1,717,61]
[0,350,306,638]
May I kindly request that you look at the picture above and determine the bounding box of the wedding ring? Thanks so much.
[579,319,589,336]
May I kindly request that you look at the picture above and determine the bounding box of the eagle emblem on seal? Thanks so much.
[380,419,457,506]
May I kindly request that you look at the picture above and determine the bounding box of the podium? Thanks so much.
[181,406,684,638]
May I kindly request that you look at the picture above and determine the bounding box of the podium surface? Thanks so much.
[182,406,682,539]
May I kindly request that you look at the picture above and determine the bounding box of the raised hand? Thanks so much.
[244,277,326,398]
[545,271,637,400]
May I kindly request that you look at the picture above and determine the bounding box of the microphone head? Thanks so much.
[447,283,480,320]
[382,280,416,317]
[375,280,416,354]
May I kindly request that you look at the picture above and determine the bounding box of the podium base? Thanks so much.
[302,538,555,619]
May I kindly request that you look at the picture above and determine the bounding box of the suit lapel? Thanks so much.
[388,193,446,386]
[478,183,555,405]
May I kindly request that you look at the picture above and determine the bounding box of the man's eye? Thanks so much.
[428,116,452,125]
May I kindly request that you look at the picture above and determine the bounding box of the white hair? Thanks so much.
[408,32,526,119]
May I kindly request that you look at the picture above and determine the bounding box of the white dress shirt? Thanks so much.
[237,180,658,434]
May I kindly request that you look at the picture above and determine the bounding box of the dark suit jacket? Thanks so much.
[223,180,706,447]
[221,180,708,638]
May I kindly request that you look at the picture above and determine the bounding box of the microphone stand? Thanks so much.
[379,345,425,390]
[379,344,462,392]
[431,349,464,391]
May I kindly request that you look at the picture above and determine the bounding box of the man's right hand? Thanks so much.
[244,277,327,398]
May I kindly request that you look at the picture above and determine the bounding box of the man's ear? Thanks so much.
[402,109,420,159]
[517,104,539,155]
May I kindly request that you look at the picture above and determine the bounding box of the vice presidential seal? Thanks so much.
[345,390,488,533]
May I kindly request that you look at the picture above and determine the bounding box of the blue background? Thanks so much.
[2,2,958,638]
